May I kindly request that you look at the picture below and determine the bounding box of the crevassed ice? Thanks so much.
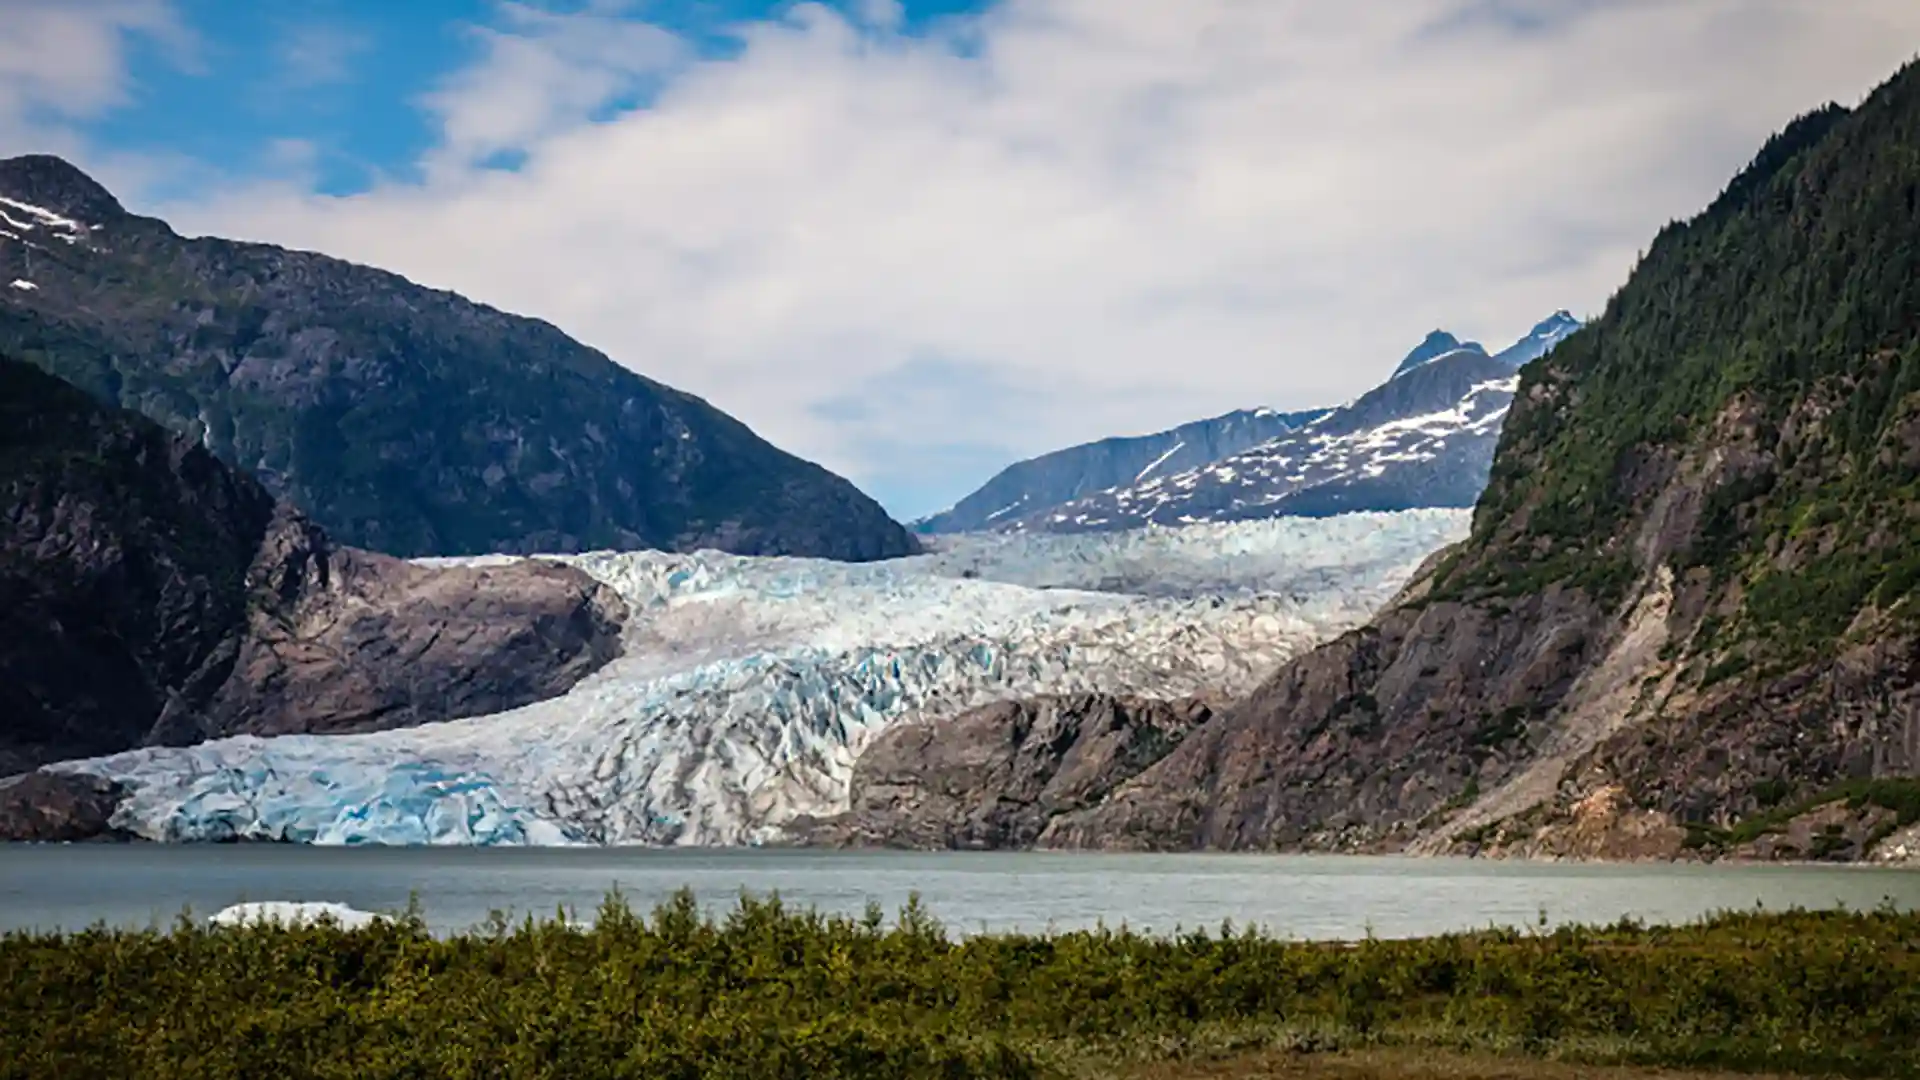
[56,510,1469,847]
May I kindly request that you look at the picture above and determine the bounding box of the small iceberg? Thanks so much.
[208,901,384,930]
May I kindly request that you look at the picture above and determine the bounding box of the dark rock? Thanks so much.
[1042,589,1607,852]
[790,695,1217,849]
[0,356,274,775]
[0,155,127,223]
[0,155,915,562]
[0,355,626,772]
[0,771,132,842]
[193,508,626,740]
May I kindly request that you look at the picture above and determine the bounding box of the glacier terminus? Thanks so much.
[50,510,1470,847]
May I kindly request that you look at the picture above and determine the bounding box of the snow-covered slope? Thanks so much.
[997,313,1582,534]
[50,510,1470,847]
[1492,310,1581,368]
[1015,368,1516,531]
[912,406,1325,534]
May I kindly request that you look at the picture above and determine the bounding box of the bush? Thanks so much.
[3,892,1918,1079]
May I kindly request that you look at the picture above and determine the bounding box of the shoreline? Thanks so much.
[5,835,1917,870]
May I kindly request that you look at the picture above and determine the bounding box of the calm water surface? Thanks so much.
[3,846,1917,940]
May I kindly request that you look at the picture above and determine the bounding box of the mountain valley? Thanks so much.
[24,511,1466,845]
[848,63,1920,864]
[4,61,1920,867]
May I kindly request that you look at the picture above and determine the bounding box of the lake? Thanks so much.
[3,846,1917,939]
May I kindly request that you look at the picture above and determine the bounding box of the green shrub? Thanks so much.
[3,892,1917,1079]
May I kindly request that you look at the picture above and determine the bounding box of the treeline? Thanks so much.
[3,891,1917,1079]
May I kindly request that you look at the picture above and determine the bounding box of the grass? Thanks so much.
[4,893,1919,1080]
[1118,1046,1818,1079]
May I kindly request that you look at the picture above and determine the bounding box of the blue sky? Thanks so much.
[88,1,987,199]
[11,1,1920,520]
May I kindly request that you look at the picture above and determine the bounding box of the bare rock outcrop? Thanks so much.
[0,772,132,843]
[789,695,1217,849]
[159,508,626,743]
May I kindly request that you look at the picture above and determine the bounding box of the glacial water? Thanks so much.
[3,846,1917,940]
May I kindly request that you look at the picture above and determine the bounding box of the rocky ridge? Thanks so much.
[986,313,1580,534]
[913,407,1325,534]
[0,154,914,561]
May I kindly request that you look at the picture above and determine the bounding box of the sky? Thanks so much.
[5,1,1920,520]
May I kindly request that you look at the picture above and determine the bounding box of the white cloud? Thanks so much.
[0,0,192,142]
[125,0,1920,516]
[415,1,684,176]
[0,0,202,206]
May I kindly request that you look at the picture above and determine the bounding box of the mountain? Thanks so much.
[1492,310,1582,368]
[0,154,915,561]
[1390,330,1487,377]
[31,511,1468,844]
[912,407,1325,534]
[1011,61,1920,863]
[995,314,1580,533]
[0,354,625,797]
[1385,312,1581,377]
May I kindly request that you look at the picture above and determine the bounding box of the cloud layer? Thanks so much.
[32,1,1920,516]
[0,0,192,149]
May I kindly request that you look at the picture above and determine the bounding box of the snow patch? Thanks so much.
[1133,440,1186,482]
[0,195,87,236]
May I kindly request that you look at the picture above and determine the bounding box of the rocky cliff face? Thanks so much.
[159,507,628,745]
[0,154,915,561]
[0,356,626,798]
[789,695,1218,849]
[0,772,132,843]
[884,63,1920,862]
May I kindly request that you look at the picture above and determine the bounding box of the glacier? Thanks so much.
[51,510,1470,847]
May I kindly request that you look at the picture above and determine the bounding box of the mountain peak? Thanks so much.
[1392,330,1487,378]
[0,155,126,226]
[1492,310,1584,368]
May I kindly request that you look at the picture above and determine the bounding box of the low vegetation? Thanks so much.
[4,893,1917,1079]
[1684,777,1920,854]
